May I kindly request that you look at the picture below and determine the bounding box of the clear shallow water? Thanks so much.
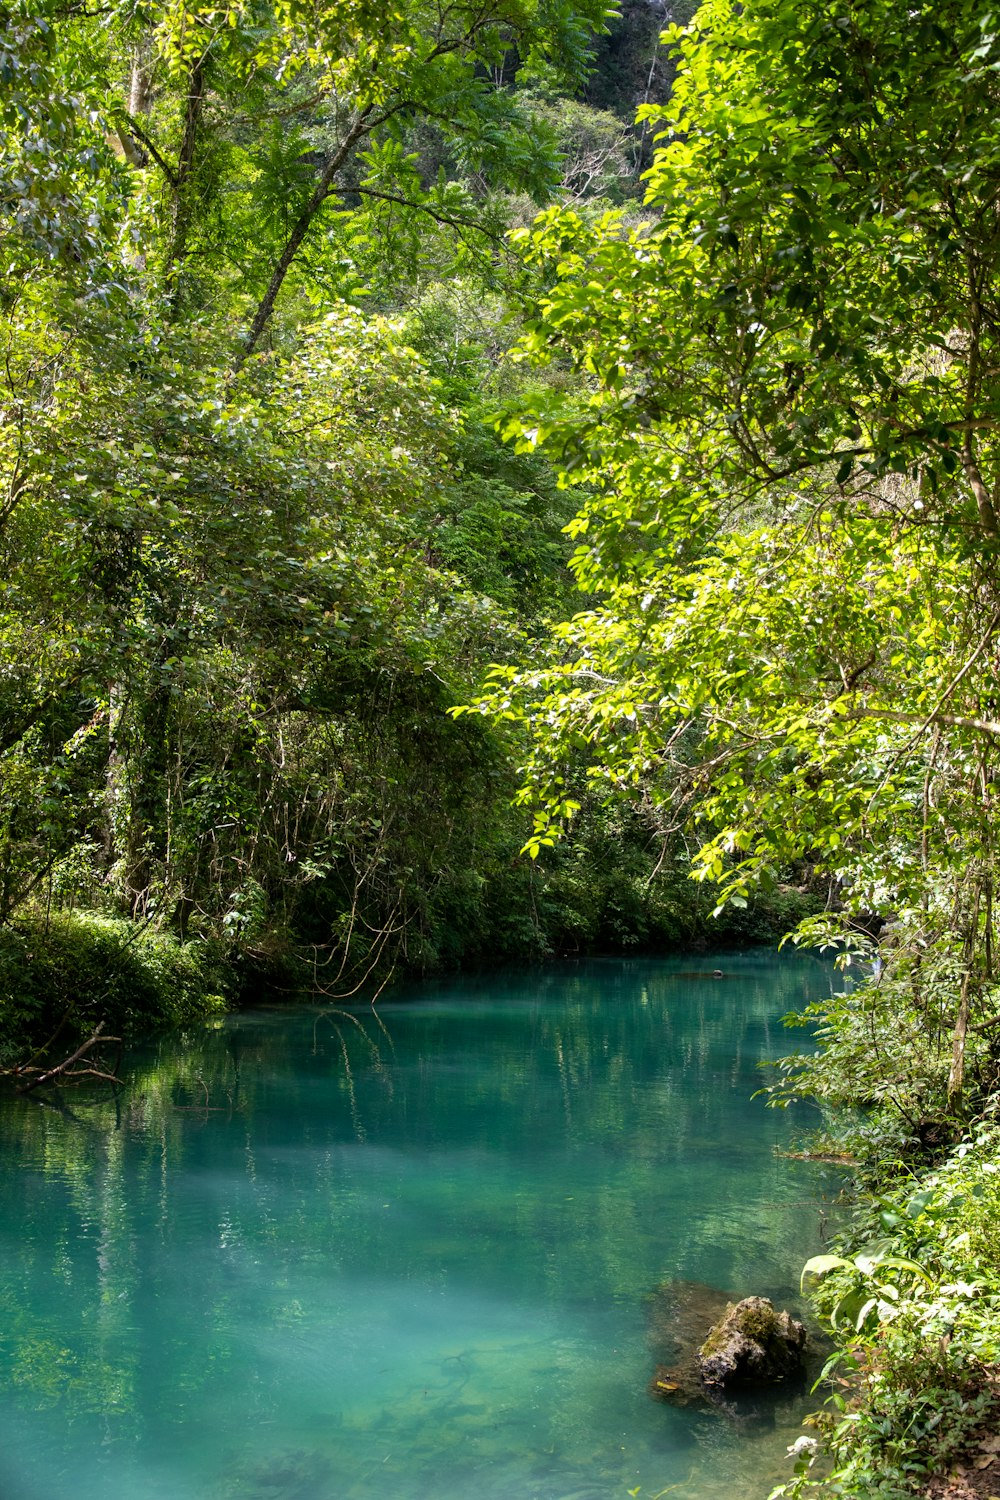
[0,952,845,1500]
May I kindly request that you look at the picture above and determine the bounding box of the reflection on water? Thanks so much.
[0,952,845,1500]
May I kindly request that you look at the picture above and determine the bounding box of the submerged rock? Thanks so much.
[239,1448,332,1500]
[646,1280,735,1407]
[647,1278,735,1364]
[648,1364,703,1406]
[698,1297,807,1388]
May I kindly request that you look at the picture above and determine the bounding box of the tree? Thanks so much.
[2,0,618,324]
[461,0,1000,1112]
[0,0,636,994]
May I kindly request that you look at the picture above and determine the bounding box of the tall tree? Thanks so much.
[462,0,1000,1108]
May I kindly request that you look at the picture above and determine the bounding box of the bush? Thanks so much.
[0,911,231,1067]
[774,1127,1000,1498]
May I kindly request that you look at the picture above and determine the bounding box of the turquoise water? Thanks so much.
[0,952,844,1500]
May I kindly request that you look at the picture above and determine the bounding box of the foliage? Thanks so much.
[436,10,1000,1484]
[14,0,843,1065]
[0,0,622,364]
[758,949,1000,1134]
[0,0,639,1062]
[0,911,230,1067]
[582,0,696,124]
[774,1129,1000,1498]
[458,0,1000,1120]
[520,93,642,204]
[2,237,785,1063]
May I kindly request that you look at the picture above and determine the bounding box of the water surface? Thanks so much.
[0,952,844,1500]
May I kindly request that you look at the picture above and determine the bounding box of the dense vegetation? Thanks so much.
[9,0,1000,1491]
[1,0,766,1069]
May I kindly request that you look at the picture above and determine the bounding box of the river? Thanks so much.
[0,951,845,1500]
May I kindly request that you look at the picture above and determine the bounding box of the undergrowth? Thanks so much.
[752,926,1000,1499]
[771,1119,1000,1498]
[0,911,231,1069]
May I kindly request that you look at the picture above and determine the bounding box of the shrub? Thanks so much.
[774,1127,1000,1498]
[0,911,231,1067]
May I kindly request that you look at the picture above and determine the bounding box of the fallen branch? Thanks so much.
[14,1023,122,1095]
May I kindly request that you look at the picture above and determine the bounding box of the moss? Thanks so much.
[698,1303,738,1362]
[735,1301,778,1343]
[698,1298,799,1371]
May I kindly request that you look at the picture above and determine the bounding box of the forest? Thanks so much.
[0,0,771,1057]
[6,0,1000,1494]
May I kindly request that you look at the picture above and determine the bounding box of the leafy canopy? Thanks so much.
[461,0,1000,955]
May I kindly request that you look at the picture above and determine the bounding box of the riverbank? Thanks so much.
[928,1443,1000,1499]
[0,881,821,1073]
[0,911,233,1073]
[775,1126,1000,1500]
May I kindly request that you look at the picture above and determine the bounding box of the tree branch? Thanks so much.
[352,185,503,240]
[15,1023,121,1095]
[234,105,377,370]
[117,114,179,189]
[853,707,1000,738]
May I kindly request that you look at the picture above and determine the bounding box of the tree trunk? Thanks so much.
[165,54,206,313]
[947,967,973,1112]
[116,40,153,170]
[124,652,173,919]
[234,107,375,370]
[948,879,983,1111]
[129,41,153,118]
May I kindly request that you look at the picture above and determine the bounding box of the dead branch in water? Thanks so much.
[6,1023,124,1094]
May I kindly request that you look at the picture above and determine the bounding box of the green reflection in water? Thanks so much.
[0,952,845,1500]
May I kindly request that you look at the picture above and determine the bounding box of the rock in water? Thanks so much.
[697,1296,806,1388]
